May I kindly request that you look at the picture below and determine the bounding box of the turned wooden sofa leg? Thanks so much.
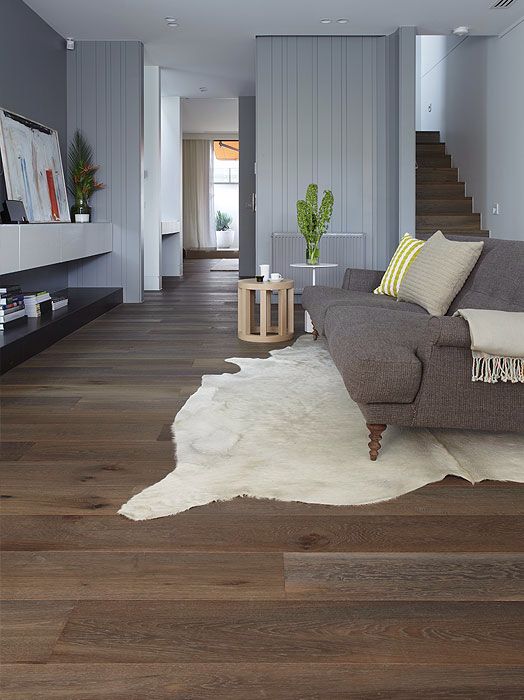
[312,324,319,341]
[366,423,387,461]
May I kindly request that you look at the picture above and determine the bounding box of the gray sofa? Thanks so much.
[301,238,524,459]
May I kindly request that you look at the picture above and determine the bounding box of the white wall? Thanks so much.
[143,66,162,291]
[419,24,524,240]
[485,21,524,240]
[182,98,238,135]
[161,96,182,276]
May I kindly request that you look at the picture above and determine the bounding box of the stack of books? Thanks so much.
[0,285,27,331]
[51,293,69,311]
[23,291,52,317]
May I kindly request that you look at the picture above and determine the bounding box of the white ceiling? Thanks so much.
[25,0,523,96]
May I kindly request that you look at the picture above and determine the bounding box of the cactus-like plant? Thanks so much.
[215,210,233,231]
[296,184,334,264]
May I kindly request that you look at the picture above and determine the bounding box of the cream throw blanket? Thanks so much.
[454,308,524,383]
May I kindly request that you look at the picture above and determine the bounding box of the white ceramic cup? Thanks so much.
[259,264,270,281]
[270,273,283,282]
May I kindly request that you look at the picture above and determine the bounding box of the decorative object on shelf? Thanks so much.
[215,210,234,248]
[68,130,104,223]
[0,108,70,223]
[1,200,28,224]
[296,183,334,265]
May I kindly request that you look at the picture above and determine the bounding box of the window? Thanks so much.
[213,140,239,184]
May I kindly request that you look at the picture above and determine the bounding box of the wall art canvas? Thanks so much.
[0,108,70,223]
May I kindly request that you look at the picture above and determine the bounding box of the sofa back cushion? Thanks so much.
[398,232,484,316]
[448,238,524,314]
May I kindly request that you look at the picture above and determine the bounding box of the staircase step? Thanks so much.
[416,131,440,144]
[417,167,459,182]
[416,154,452,167]
[417,229,490,239]
[417,182,465,198]
[416,213,481,229]
[417,198,473,215]
[416,143,446,155]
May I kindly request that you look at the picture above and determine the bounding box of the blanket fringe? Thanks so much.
[472,352,524,384]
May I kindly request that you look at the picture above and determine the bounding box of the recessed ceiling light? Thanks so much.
[165,17,179,27]
[453,26,470,36]
[199,87,208,92]
[320,19,332,24]
[337,18,349,24]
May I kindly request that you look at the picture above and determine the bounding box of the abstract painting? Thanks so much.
[0,108,70,223]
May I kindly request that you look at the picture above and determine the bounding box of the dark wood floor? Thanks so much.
[1,260,523,699]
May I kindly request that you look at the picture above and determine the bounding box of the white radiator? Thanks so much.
[271,233,366,292]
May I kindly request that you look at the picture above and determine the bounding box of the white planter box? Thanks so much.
[216,229,235,248]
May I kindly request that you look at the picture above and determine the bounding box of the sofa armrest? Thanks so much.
[427,316,471,349]
[342,268,385,292]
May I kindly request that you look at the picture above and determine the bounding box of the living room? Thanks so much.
[1,1,523,698]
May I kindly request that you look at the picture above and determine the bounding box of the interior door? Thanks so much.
[238,96,256,277]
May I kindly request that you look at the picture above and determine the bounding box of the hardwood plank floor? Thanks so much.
[1,260,523,698]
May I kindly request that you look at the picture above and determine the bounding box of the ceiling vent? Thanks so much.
[491,0,518,7]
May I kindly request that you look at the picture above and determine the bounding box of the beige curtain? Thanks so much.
[183,140,215,249]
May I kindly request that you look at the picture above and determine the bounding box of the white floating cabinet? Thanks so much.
[0,223,112,275]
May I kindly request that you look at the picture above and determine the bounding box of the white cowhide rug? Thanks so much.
[119,336,524,521]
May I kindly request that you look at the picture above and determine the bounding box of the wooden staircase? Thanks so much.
[416,131,489,238]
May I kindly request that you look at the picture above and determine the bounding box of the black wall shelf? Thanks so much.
[0,287,122,374]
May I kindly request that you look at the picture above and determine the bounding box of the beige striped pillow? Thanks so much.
[398,231,484,316]
[374,233,425,298]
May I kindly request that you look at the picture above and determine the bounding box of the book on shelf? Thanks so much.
[1,292,24,303]
[23,291,52,317]
[25,300,52,317]
[0,285,22,295]
[1,300,24,310]
[50,293,69,311]
[0,303,25,316]
[0,307,27,330]
[23,291,51,302]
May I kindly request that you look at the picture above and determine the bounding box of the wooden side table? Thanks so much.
[238,278,294,343]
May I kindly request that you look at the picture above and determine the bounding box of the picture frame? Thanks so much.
[0,107,70,223]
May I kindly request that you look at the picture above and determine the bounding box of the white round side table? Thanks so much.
[290,263,338,333]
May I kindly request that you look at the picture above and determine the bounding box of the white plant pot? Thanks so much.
[216,229,235,248]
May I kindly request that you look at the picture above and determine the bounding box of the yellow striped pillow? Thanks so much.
[374,233,425,298]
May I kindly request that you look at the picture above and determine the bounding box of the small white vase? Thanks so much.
[216,229,235,248]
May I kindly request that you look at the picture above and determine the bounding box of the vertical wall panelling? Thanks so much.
[256,35,407,277]
[143,66,161,291]
[386,30,400,258]
[398,27,417,239]
[67,41,144,302]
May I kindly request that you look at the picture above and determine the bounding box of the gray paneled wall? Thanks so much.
[256,35,408,273]
[272,233,365,291]
[67,41,144,302]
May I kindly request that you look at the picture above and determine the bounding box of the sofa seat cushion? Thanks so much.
[301,285,426,335]
[324,306,431,404]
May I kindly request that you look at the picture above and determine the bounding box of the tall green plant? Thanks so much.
[297,184,334,264]
[68,130,104,202]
